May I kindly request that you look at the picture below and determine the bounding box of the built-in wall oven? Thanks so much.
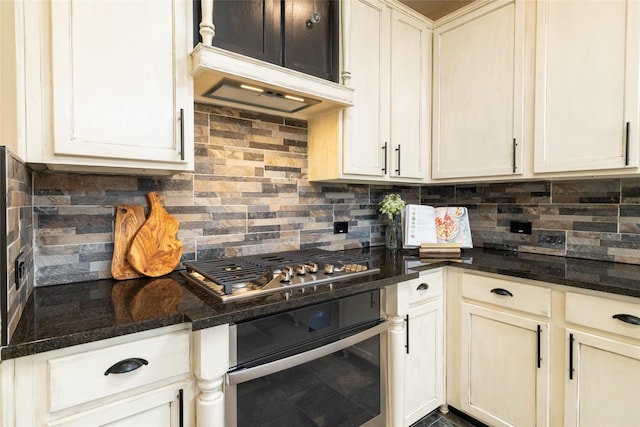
[225,289,387,427]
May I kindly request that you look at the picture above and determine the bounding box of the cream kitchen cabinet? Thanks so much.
[533,0,640,175]
[5,325,194,427]
[47,384,189,427]
[432,0,527,181]
[459,274,550,427]
[308,0,431,183]
[386,270,445,427]
[564,292,640,427]
[20,0,194,174]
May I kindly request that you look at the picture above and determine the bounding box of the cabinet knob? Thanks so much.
[104,357,149,375]
[416,283,429,291]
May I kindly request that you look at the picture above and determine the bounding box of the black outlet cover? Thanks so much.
[333,221,348,234]
[15,251,26,290]
[510,220,532,235]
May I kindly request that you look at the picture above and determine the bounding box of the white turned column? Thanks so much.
[195,377,225,426]
[340,0,351,85]
[199,0,215,45]
[193,325,229,427]
[388,314,405,427]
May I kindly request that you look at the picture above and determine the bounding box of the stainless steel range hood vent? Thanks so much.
[191,44,353,118]
[203,80,320,113]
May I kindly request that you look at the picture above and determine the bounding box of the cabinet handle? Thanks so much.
[625,122,630,166]
[613,313,640,325]
[536,325,542,369]
[382,142,388,174]
[178,389,184,427]
[490,288,513,297]
[569,333,574,380]
[416,283,429,291]
[405,314,410,354]
[104,357,149,375]
[395,144,401,176]
[513,138,518,173]
[179,108,185,161]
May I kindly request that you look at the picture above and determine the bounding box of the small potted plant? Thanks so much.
[378,193,405,250]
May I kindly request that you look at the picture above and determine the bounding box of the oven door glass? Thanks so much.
[229,333,385,427]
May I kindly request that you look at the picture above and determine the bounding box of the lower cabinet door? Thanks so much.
[564,330,640,427]
[460,303,549,427]
[48,383,189,427]
[403,298,444,426]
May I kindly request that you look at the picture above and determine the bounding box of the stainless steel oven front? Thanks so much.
[225,289,388,427]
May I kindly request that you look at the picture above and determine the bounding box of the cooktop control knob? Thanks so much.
[324,264,334,274]
[280,268,292,283]
[296,264,307,275]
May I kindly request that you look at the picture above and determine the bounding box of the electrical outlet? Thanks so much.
[333,221,348,234]
[510,220,532,235]
[15,252,26,290]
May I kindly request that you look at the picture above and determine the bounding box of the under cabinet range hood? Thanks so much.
[204,80,320,113]
[191,44,353,118]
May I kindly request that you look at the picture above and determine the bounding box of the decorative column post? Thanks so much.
[388,314,405,427]
[199,0,215,45]
[192,324,229,427]
[340,0,351,85]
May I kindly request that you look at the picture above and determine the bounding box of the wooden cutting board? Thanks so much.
[111,205,146,280]
[127,192,183,277]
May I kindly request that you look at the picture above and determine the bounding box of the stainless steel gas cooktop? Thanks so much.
[181,249,379,303]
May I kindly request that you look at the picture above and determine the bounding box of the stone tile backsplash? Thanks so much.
[6,102,640,288]
[2,148,34,344]
[424,179,640,263]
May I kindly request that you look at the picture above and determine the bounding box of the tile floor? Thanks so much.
[410,408,486,427]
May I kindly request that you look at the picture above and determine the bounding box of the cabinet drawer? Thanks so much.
[48,330,190,412]
[404,270,444,305]
[461,273,551,317]
[566,292,640,340]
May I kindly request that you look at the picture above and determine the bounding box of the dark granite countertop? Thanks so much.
[3,247,640,360]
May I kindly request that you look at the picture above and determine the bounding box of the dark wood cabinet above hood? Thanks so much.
[192,0,351,119]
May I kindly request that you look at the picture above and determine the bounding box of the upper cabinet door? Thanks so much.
[432,0,526,180]
[284,0,339,81]
[211,0,281,65]
[534,0,640,173]
[389,9,431,181]
[48,0,193,171]
[342,0,390,177]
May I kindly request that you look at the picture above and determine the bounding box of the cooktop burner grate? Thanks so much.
[239,249,372,268]
[182,258,267,287]
[182,249,378,301]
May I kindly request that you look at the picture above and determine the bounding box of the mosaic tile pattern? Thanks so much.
[3,149,34,344]
[23,103,640,287]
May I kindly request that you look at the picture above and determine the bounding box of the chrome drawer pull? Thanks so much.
[416,283,429,291]
[104,357,149,375]
[490,288,513,297]
[612,313,640,325]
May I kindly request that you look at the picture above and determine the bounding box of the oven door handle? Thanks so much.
[227,321,388,386]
